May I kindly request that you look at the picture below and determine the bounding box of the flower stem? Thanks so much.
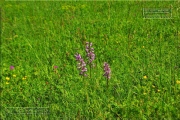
[107,78,108,89]
[90,63,91,79]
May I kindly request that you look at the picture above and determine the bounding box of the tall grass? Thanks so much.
[1,1,180,119]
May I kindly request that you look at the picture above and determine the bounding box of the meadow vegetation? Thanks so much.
[1,1,180,119]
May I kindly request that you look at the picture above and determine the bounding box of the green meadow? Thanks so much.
[1,1,180,119]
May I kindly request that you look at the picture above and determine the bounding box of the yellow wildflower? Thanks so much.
[143,75,147,79]
[142,46,145,48]
[22,77,26,80]
[176,80,180,84]
[6,77,10,80]
[6,82,9,84]
[13,74,16,77]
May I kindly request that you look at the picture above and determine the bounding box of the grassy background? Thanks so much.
[1,1,180,119]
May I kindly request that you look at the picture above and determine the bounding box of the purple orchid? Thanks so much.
[10,66,14,70]
[54,66,58,69]
[103,62,111,79]
[75,53,87,76]
[85,42,95,65]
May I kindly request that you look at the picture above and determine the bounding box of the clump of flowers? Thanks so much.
[85,42,95,65]
[75,42,112,89]
[75,53,87,76]
[5,77,10,85]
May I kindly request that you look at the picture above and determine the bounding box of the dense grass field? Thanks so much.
[1,1,180,119]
